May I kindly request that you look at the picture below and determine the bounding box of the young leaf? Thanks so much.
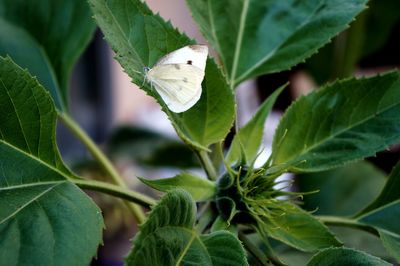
[226,83,286,165]
[186,0,367,87]
[89,0,235,151]
[211,216,230,232]
[270,71,400,173]
[126,189,248,266]
[259,202,341,252]
[359,160,400,215]
[357,200,400,261]
[0,57,103,265]
[306,247,391,266]
[138,173,216,201]
[0,0,96,110]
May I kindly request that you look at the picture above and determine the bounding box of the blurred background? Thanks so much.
[54,0,400,265]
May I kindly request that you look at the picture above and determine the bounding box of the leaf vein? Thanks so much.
[0,182,63,224]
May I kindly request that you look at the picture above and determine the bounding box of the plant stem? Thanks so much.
[318,215,379,236]
[73,179,156,208]
[331,11,366,79]
[59,112,146,223]
[198,150,218,180]
[59,113,124,186]
[216,141,225,164]
[195,203,213,234]
[238,231,273,266]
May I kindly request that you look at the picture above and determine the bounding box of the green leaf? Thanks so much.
[126,190,248,266]
[354,160,400,261]
[270,71,400,173]
[298,161,386,216]
[226,83,286,165]
[89,0,235,151]
[329,227,392,261]
[260,202,341,252]
[0,0,96,110]
[357,200,400,261]
[359,160,400,215]
[379,231,400,262]
[138,173,216,201]
[0,57,103,265]
[186,0,367,87]
[306,247,391,266]
[0,18,62,110]
[211,216,230,232]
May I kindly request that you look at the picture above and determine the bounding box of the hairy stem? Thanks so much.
[238,231,273,266]
[73,179,156,208]
[198,150,218,180]
[318,215,379,236]
[59,112,146,223]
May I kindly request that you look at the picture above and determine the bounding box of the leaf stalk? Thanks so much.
[198,150,218,180]
[318,215,379,236]
[59,112,146,223]
[73,179,156,208]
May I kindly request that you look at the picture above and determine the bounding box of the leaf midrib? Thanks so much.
[206,0,224,72]
[175,230,196,266]
[234,0,328,84]
[141,225,213,265]
[0,78,32,154]
[0,182,64,224]
[0,181,64,191]
[274,79,400,167]
[0,140,70,180]
[100,0,145,68]
[357,200,400,221]
[230,0,249,89]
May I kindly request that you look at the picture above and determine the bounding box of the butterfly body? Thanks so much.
[145,45,208,113]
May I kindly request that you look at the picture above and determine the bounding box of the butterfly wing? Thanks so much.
[146,45,208,113]
[155,45,208,70]
[147,64,204,113]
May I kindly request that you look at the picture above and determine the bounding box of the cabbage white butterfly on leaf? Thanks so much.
[144,45,208,113]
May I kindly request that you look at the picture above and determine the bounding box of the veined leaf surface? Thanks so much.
[186,0,367,87]
[126,190,248,266]
[271,72,400,173]
[0,57,103,265]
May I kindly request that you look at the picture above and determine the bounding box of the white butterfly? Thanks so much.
[144,45,208,113]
